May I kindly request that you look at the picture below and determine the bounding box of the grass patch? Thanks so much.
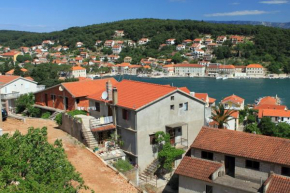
[113,159,133,173]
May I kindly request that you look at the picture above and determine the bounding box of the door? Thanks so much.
[65,97,69,110]
[167,128,175,145]
[108,105,112,116]
[225,156,235,177]
[45,94,48,106]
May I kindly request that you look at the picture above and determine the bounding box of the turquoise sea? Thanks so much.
[112,75,290,108]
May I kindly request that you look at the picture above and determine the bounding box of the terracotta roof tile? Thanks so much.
[72,66,85,71]
[258,96,278,106]
[247,64,263,68]
[222,94,244,105]
[91,124,116,132]
[175,156,222,182]
[191,127,290,167]
[62,78,117,98]
[265,174,290,193]
[175,64,204,68]
[259,109,290,118]
[209,97,216,104]
[254,104,286,111]
[195,93,208,102]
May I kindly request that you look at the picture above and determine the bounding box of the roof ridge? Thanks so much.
[201,126,290,142]
[186,156,223,166]
[121,79,178,89]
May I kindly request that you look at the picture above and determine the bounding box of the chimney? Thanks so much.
[106,80,113,101]
[113,87,118,105]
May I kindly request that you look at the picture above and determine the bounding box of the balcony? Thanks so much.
[90,116,114,130]
[174,138,188,150]
[1,92,20,100]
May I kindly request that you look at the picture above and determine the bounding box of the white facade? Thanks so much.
[72,69,86,78]
[246,67,265,77]
[175,66,205,77]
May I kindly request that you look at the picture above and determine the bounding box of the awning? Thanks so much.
[166,122,187,128]
[91,124,116,132]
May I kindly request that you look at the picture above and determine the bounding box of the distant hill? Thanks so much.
[207,20,290,29]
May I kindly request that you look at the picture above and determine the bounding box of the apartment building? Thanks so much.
[175,64,205,77]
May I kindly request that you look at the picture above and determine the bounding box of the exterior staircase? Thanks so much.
[75,115,98,149]
[49,112,60,120]
[139,159,159,186]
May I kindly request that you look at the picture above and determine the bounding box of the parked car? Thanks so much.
[2,108,7,121]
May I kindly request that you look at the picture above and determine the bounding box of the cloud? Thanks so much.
[259,0,288,4]
[204,10,278,17]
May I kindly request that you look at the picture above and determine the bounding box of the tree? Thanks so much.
[245,123,261,134]
[155,131,184,174]
[15,93,34,113]
[211,103,235,129]
[13,65,23,76]
[258,117,276,136]
[0,127,87,192]
[275,122,290,139]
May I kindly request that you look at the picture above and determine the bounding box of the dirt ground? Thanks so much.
[2,118,138,193]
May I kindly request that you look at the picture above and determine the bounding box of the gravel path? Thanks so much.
[2,118,138,193]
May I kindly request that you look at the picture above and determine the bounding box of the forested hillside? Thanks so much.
[1,19,290,72]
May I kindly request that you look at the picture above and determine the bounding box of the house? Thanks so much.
[246,64,265,77]
[87,80,206,171]
[0,51,21,62]
[182,39,192,45]
[70,66,86,78]
[104,40,115,48]
[218,65,236,76]
[95,40,102,46]
[75,56,83,63]
[5,68,28,75]
[190,43,201,51]
[216,36,227,44]
[193,49,205,59]
[124,56,132,63]
[20,47,30,54]
[193,38,203,44]
[111,63,131,75]
[221,94,245,110]
[34,78,117,112]
[207,43,218,50]
[230,35,245,44]
[204,39,213,45]
[107,55,119,62]
[166,39,176,45]
[176,127,290,193]
[80,52,89,58]
[258,109,290,124]
[112,45,122,54]
[42,40,55,47]
[76,42,83,48]
[138,38,150,45]
[114,30,125,37]
[193,93,216,107]
[176,44,186,51]
[128,65,141,75]
[0,75,45,111]
[175,64,205,77]
[162,64,175,76]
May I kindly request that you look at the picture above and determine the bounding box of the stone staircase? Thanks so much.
[75,115,98,149]
[49,112,60,120]
[139,159,159,186]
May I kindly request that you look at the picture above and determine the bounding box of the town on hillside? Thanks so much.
[0,30,289,81]
[1,70,290,192]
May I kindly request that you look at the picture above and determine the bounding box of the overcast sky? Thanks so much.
[0,0,289,32]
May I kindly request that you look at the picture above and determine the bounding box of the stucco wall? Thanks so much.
[136,92,205,170]
[1,78,39,94]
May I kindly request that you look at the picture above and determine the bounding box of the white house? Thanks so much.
[166,39,176,45]
[176,44,186,51]
[138,38,150,45]
[70,66,86,78]
[175,64,205,77]
[193,49,205,58]
[0,75,45,111]
[112,45,122,54]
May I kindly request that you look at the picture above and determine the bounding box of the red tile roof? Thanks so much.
[265,174,290,193]
[209,97,216,104]
[219,65,235,69]
[247,64,263,68]
[175,156,222,182]
[6,68,27,75]
[254,104,286,111]
[195,93,208,102]
[258,109,290,119]
[191,127,290,167]
[258,96,278,106]
[72,66,85,71]
[91,124,116,132]
[1,51,19,56]
[0,75,34,85]
[62,78,117,98]
[175,64,204,68]
[222,94,244,105]
[88,80,194,110]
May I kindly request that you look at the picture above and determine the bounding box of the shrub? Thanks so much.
[41,112,51,119]
[67,110,87,117]
[113,159,133,173]
[27,106,41,117]
[15,93,34,113]
[55,113,63,125]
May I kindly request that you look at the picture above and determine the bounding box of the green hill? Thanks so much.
[0,19,290,72]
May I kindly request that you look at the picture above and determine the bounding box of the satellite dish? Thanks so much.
[101,91,108,100]
[59,86,63,91]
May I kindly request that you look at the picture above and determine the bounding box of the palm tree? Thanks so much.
[210,103,236,129]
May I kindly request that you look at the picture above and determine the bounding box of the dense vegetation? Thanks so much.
[0,127,86,192]
[1,19,290,72]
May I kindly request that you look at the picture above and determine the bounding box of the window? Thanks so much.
[122,109,129,120]
[201,151,213,160]
[170,105,174,110]
[184,102,188,111]
[282,167,290,177]
[171,96,174,100]
[51,94,56,102]
[246,160,260,170]
[206,185,213,193]
[149,134,157,145]
[179,103,183,108]
[76,98,80,104]
[95,102,100,112]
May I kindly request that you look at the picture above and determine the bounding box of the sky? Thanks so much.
[0,0,289,32]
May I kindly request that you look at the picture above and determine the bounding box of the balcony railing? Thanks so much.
[89,116,113,129]
[1,92,20,100]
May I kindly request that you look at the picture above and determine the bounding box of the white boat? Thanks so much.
[216,76,222,80]
[222,77,228,80]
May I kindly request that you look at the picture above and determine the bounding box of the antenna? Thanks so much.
[101,91,108,100]
[59,86,63,91]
